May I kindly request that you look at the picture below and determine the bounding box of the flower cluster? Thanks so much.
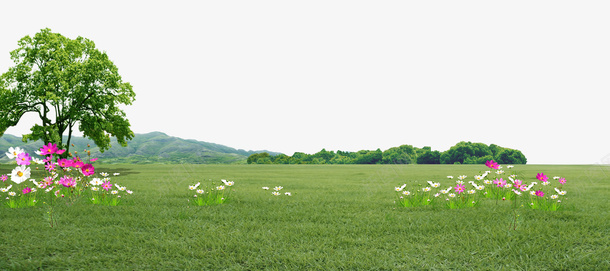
[262,186,292,196]
[188,179,235,206]
[1,144,132,208]
[89,172,132,206]
[394,160,568,211]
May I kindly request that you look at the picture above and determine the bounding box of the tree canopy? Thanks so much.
[0,28,135,153]
[247,142,527,165]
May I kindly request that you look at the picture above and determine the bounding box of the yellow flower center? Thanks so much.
[17,171,23,177]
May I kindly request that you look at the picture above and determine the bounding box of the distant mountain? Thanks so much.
[0,132,281,164]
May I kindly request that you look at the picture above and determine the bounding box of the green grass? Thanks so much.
[1,164,609,270]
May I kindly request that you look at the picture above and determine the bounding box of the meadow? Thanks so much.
[1,164,608,270]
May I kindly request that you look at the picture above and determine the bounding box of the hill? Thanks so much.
[0,132,281,164]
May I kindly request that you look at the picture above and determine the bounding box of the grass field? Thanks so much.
[1,164,609,270]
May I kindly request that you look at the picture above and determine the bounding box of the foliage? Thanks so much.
[248,141,526,165]
[0,28,135,153]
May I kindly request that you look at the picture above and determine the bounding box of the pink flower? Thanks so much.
[485,160,500,169]
[102,181,112,191]
[71,160,84,169]
[40,143,58,155]
[56,149,66,155]
[0,174,7,182]
[22,187,32,194]
[454,184,465,194]
[90,158,98,162]
[536,173,548,183]
[45,162,56,172]
[558,178,566,185]
[57,159,72,168]
[16,152,31,165]
[43,155,53,163]
[60,176,76,188]
[513,179,526,191]
[494,178,506,188]
[81,164,95,176]
[535,190,544,197]
[43,177,54,187]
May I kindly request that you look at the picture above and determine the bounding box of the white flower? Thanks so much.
[0,185,12,192]
[551,195,558,199]
[449,193,456,198]
[274,186,283,191]
[476,185,484,190]
[262,187,269,190]
[507,165,514,169]
[8,191,16,196]
[32,158,45,165]
[10,165,31,184]
[484,180,492,185]
[221,179,234,186]
[196,189,204,194]
[90,178,103,186]
[111,190,118,195]
[113,173,120,176]
[468,190,475,194]
[216,185,225,191]
[126,190,133,194]
[395,184,407,192]
[91,187,99,191]
[402,191,411,196]
[553,176,561,180]
[498,165,503,169]
[530,191,536,196]
[100,172,109,177]
[456,180,464,185]
[423,187,431,192]
[458,175,466,180]
[447,176,454,179]
[434,193,440,197]
[542,181,550,186]
[116,184,126,191]
[505,184,512,188]
[496,170,504,174]
[6,147,24,159]
[474,175,483,181]
[558,190,566,196]
[272,191,280,196]
[285,192,291,196]
[189,182,201,190]
[512,189,522,195]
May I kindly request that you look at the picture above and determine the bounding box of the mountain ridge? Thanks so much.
[0,132,281,164]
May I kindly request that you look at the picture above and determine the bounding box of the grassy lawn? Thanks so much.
[1,164,609,270]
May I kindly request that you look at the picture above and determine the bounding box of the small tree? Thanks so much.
[0,28,135,153]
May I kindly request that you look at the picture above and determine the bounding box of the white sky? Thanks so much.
[1,1,609,164]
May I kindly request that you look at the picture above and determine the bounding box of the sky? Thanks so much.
[1,1,609,164]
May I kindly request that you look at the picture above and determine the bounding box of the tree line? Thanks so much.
[247,141,527,165]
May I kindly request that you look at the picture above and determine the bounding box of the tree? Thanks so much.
[417,150,441,164]
[0,28,135,153]
[382,145,416,164]
[495,149,527,164]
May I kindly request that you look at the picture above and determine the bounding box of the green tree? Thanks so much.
[382,145,416,164]
[0,28,135,153]
[495,149,527,164]
[417,150,441,164]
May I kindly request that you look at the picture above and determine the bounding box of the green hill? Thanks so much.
[0,132,281,164]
